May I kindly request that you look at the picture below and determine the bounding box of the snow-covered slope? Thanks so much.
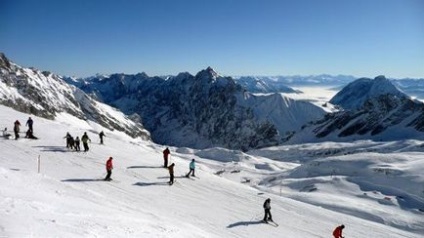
[71,67,326,150]
[0,53,149,139]
[1,105,423,237]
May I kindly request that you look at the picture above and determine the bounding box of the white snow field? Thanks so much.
[1,105,423,238]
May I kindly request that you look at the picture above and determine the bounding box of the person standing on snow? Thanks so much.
[332,224,345,238]
[185,159,196,177]
[81,132,91,152]
[263,198,272,223]
[163,147,170,168]
[99,131,105,144]
[74,136,81,151]
[168,163,175,185]
[13,120,20,140]
[104,157,113,181]
[64,132,72,148]
[26,117,33,132]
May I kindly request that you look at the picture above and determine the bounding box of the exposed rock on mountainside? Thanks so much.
[71,67,326,150]
[0,53,150,139]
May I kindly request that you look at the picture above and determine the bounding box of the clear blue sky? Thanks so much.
[1,0,423,78]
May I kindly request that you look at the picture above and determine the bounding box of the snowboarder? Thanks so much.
[99,131,105,144]
[26,117,33,132]
[74,136,81,151]
[163,147,170,168]
[2,128,11,139]
[263,198,272,223]
[168,163,175,185]
[185,159,196,177]
[81,132,91,152]
[13,120,20,140]
[332,224,345,238]
[104,157,113,181]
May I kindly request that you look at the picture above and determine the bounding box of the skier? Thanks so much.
[99,131,105,144]
[168,163,175,185]
[104,157,113,181]
[263,198,272,223]
[74,136,81,151]
[13,120,20,140]
[81,132,91,152]
[332,224,345,238]
[64,132,73,149]
[163,147,170,168]
[26,117,33,132]
[185,159,196,177]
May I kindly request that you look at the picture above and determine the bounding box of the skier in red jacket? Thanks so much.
[333,224,345,238]
[104,157,113,181]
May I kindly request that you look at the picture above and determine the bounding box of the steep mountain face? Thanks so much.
[73,67,326,150]
[0,53,150,139]
[289,76,424,143]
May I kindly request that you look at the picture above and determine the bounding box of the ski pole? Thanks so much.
[37,155,41,173]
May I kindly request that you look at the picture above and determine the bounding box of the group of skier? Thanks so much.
[3,115,346,236]
[64,132,91,152]
[3,117,37,140]
[162,147,196,185]
[62,131,105,152]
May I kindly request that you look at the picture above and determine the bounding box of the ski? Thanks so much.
[263,220,278,227]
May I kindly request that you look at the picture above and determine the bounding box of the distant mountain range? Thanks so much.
[66,67,326,150]
[233,75,424,101]
[289,76,424,143]
[233,75,356,93]
[2,52,424,149]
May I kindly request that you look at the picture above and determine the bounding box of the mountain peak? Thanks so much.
[375,75,387,81]
[330,75,407,110]
[195,67,220,81]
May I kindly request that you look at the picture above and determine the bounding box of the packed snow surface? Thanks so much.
[1,105,423,237]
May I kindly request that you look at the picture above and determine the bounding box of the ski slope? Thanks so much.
[0,105,423,237]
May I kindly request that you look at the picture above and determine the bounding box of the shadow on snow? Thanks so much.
[61,178,104,182]
[33,145,69,153]
[227,220,264,228]
[133,181,169,186]
[127,165,164,169]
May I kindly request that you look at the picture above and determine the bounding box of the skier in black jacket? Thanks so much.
[263,198,272,223]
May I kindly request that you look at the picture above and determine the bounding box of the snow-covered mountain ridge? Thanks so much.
[71,67,326,150]
[289,76,424,143]
[0,53,150,139]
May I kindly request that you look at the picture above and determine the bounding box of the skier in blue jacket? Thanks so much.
[185,159,196,177]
